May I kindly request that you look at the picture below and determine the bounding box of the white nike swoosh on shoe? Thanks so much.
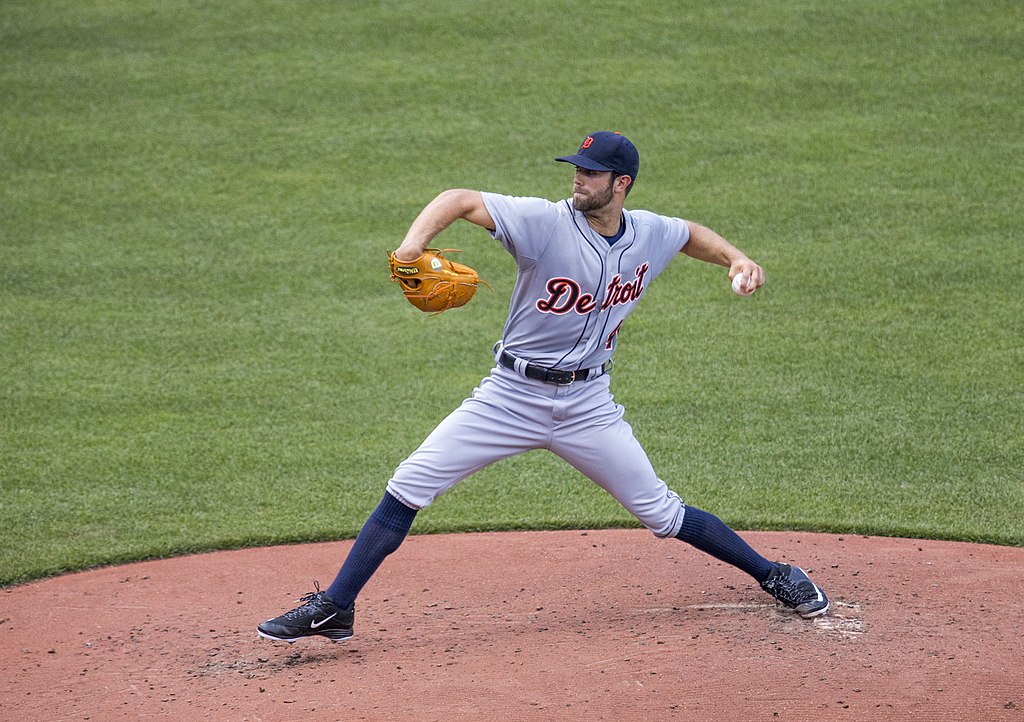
[310,613,338,629]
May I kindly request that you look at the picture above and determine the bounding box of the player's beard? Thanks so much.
[572,177,615,212]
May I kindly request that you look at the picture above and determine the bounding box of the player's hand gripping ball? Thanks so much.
[732,273,756,296]
[388,248,485,315]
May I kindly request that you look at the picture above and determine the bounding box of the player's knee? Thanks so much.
[639,503,686,539]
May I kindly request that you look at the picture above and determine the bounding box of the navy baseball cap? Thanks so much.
[555,131,639,181]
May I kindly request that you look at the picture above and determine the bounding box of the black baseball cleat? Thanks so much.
[760,563,830,618]
[257,583,354,643]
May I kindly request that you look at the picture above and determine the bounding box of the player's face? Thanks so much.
[571,168,616,212]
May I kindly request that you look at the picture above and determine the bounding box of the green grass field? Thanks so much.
[2,0,1021,585]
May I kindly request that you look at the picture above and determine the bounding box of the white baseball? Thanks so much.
[732,273,754,296]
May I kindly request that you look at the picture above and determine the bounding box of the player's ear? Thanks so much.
[615,174,633,194]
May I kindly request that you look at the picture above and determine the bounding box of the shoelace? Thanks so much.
[281,582,328,620]
[766,573,812,605]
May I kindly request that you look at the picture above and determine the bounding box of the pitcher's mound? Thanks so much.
[2,530,1022,721]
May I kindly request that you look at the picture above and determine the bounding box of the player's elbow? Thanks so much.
[439,189,493,231]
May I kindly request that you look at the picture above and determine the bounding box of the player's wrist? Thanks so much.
[393,244,425,262]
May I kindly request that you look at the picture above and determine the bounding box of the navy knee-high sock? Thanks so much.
[326,492,418,608]
[675,506,774,583]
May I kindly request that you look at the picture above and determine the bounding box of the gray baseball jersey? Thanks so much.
[387,194,692,538]
[484,193,690,370]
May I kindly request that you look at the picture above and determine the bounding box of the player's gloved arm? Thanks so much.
[682,221,765,291]
[394,189,496,261]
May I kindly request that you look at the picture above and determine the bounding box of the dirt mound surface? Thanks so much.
[2,530,1022,721]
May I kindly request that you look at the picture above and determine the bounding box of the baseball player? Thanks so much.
[258,131,829,643]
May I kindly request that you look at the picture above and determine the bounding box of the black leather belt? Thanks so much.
[498,349,612,386]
